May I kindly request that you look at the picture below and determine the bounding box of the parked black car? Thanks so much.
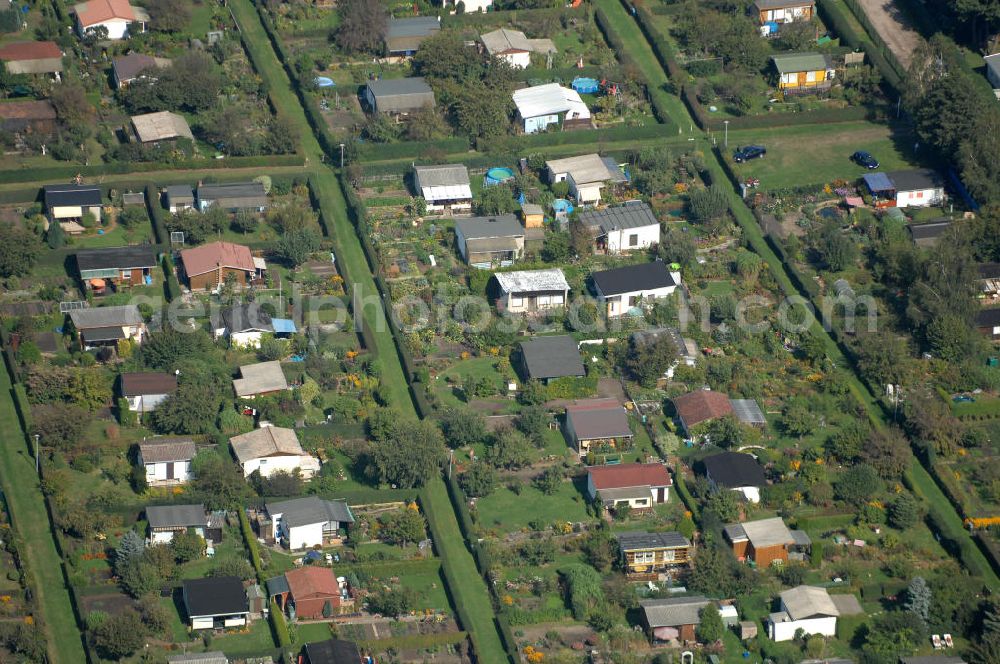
[733,145,766,163]
[851,151,880,169]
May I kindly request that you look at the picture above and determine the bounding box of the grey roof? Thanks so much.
[579,202,659,233]
[519,335,585,380]
[888,168,944,192]
[493,268,568,294]
[44,184,102,208]
[198,182,268,208]
[69,305,143,329]
[167,653,228,664]
[456,214,524,241]
[139,438,196,463]
[632,327,693,358]
[230,426,303,462]
[113,53,158,81]
[754,0,814,8]
[908,221,951,242]
[265,496,355,527]
[76,246,158,271]
[367,77,433,98]
[641,596,711,628]
[830,594,863,616]
[387,16,440,39]
[165,184,194,203]
[618,531,690,552]
[566,400,632,440]
[790,529,812,547]
[779,585,839,620]
[233,361,288,397]
[146,504,207,529]
[986,53,1000,83]
[599,486,654,502]
[725,517,795,548]
[414,164,469,187]
[481,28,556,56]
[221,303,273,334]
[730,398,766,426]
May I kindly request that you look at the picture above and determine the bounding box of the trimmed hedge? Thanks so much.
[441,5,583,27]
[0,154,303,186]
[356,137,471,162]
[269,599,291,647]
[11,383,32,436]
[815,0,901,89]
[239,510,264,578]
[144,183,167,244]
[672,472,700,520]
[161,254,181,302]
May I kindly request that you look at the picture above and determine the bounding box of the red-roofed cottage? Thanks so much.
[586,462,672,510]
[179,241,264,292]
[73,0,146,39]
[0,42,64,78]
[269,566,353,620]
[672,390,733,435]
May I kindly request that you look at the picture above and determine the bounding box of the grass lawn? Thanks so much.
[594,0,690,132]
[726,122,922,189]
[210,619,277,655]
[475,478,593,532]
[0,369,88,664]
[294,621,336,645]
[67,222,155,248]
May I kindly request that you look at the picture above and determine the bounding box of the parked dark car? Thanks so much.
[851,151,880,169]
[733,145,766,163]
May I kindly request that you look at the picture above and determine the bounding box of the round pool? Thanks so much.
[314,76,335,88]
[572,77,600,94]
[484,167,514,186]
[552,198,574,215]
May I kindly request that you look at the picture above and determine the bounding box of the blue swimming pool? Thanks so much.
[572,77,600,94]
[484,167,514,186]
[314,76,335,88]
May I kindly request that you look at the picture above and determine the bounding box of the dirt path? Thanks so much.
[854,0,923,68]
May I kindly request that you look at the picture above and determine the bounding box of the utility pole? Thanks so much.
[339,143,345,168]
[34,434,39,474]
[723,120,729,148]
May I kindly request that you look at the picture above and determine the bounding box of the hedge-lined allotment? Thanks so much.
[816,0,903,89]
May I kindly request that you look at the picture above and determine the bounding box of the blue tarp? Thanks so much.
[863,172,894,192]
[272,318,297,334]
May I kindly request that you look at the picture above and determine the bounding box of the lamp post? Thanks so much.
[723,120,729,148]
[339,143,345,169]
[33,434,39,474]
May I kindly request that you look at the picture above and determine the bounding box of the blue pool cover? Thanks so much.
[572,77,600,94]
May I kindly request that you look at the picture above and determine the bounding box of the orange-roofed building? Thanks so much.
[179,241,264,292]
[73,0,146,40]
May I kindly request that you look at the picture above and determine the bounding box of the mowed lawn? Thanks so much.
[727,122,923,188]
[475,477,593,532]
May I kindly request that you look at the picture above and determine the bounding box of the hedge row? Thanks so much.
[269,599,291,648]
[515,64,625,84]
[358,631,468,651]
[356,137,471,162]
[672,472,699,520]
[815,0,901,89]
[630,4,685,86]
[239,510,264,578]
[347,558,443,577]
[0,154,303,186]
[441,5,583,27]
[975,533,1000,581]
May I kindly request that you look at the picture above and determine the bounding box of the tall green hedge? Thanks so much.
[269,599,291,647]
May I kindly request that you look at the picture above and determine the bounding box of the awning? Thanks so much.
[844,196,864,207]
[653,627,679,641]
[271,318,297,334]
[90,278,106,288]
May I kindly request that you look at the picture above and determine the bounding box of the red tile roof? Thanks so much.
[285,566,340,600]
[75,0,136,27]
[0,100,56,121]
[588,462,672,490]
[0,41,62,62]
[180,241,255,277]
[672,390,732,430]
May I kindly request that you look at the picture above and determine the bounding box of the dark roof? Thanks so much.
[578,202,659,233]
[566,399,632,440]
[138,438,196,463]
[304,638,363,664]
[387,16,440,38]
[113,53,157,81]
[618,531,690,552]
[146,504,207,529]
[863,172,894,193]
[120,372,177,396]
[43,184,102,209]
[673,390,733,429]
[455,214,523,240]
[165,184,194,202]
[908,221,951,242]
[900,658,967,664]
[979,263,1000,279]
[702,452,766,488]
[198,182,267,205]
[221,303,273,334]
[591,261,677,297]
[754,0,814,8]
[81,326,127,342]
[518,335,585,380]
[266,496,355,527]
[265,574,290,598]
[183,576,248,618]
[888,168,944,192]
[976,309,1000,328]
[76,246,157,272]
[367,77,434,98]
